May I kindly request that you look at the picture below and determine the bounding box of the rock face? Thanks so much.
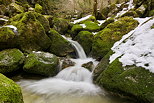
[0,73,24,103]
[0,49,24,74]
[96,58,154,103]
[10,11,51,52]
[92,17,139,59]
[75,31,94,55]
[23,51,59,76]
[48,29,74,57]
[82,61,94,72]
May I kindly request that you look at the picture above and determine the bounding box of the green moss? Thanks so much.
[94,50,114,80]
[48,29,74,57]
[78,16,98,24]
[0,49,24,74]
[23,52,59,76]
[0,73,23,103]
[97,59,154,102]
[71,24,83,38]
[84,21,100,32]
[100,18,115,29]
[74,31,94,55]
[92,17,139,59]
[35,3,43,14]
[10,11,51,52]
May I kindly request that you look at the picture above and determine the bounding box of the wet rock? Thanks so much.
[0,73,24,103]
[61,58,75,69]
[82,61,94,71]
[23,51,59,76]
[0,49,24,74]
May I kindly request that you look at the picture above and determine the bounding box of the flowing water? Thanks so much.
[17,37,133,103]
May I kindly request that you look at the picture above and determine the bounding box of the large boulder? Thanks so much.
[0,73,23,103]
[0,49,24,74]
[96,58,154,103]
[48,29,74,57]
[23,51,59,76]
[10,11,51,52]
[92,17,139,59]
[74,31,94,55]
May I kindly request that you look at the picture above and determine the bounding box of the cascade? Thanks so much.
[18,37,104,103]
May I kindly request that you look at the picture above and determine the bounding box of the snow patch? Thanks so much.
[80,24,86,28]
[0,18,8,21]
[110,17,154,73]
[72,15,92,24]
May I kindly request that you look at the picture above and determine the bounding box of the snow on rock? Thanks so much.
[116,0,134,18]
[80,24,86,28]
[97,20,105,26]
[110,17,154,73]
[72,15,92,24]
[1,25,18,32]
[0,18,8,21]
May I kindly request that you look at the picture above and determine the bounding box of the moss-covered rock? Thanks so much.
[43,15,53,27]
[0,49,24,74]
[83,21,100,32]
[10,11,51,52]
[71,21,100,38]
[0,27,18,50]
[96,58,154,103]
[35,3,43,14]
[74,31,94,55]
[0,73,23,103]
[100,18,115,30]
[53,18,70,34]
[121,10,139,18]
[71,24,83,38]
[101,4,119,18]
[92,17,139,59]
[48,29,74,57]
[23,51,59,76]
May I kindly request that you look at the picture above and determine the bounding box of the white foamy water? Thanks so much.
[18,37,103,103]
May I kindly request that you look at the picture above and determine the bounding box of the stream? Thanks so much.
[16,37,133,103]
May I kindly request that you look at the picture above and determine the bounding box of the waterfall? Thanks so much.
[18,37,102,103]
[62,36,87,59]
